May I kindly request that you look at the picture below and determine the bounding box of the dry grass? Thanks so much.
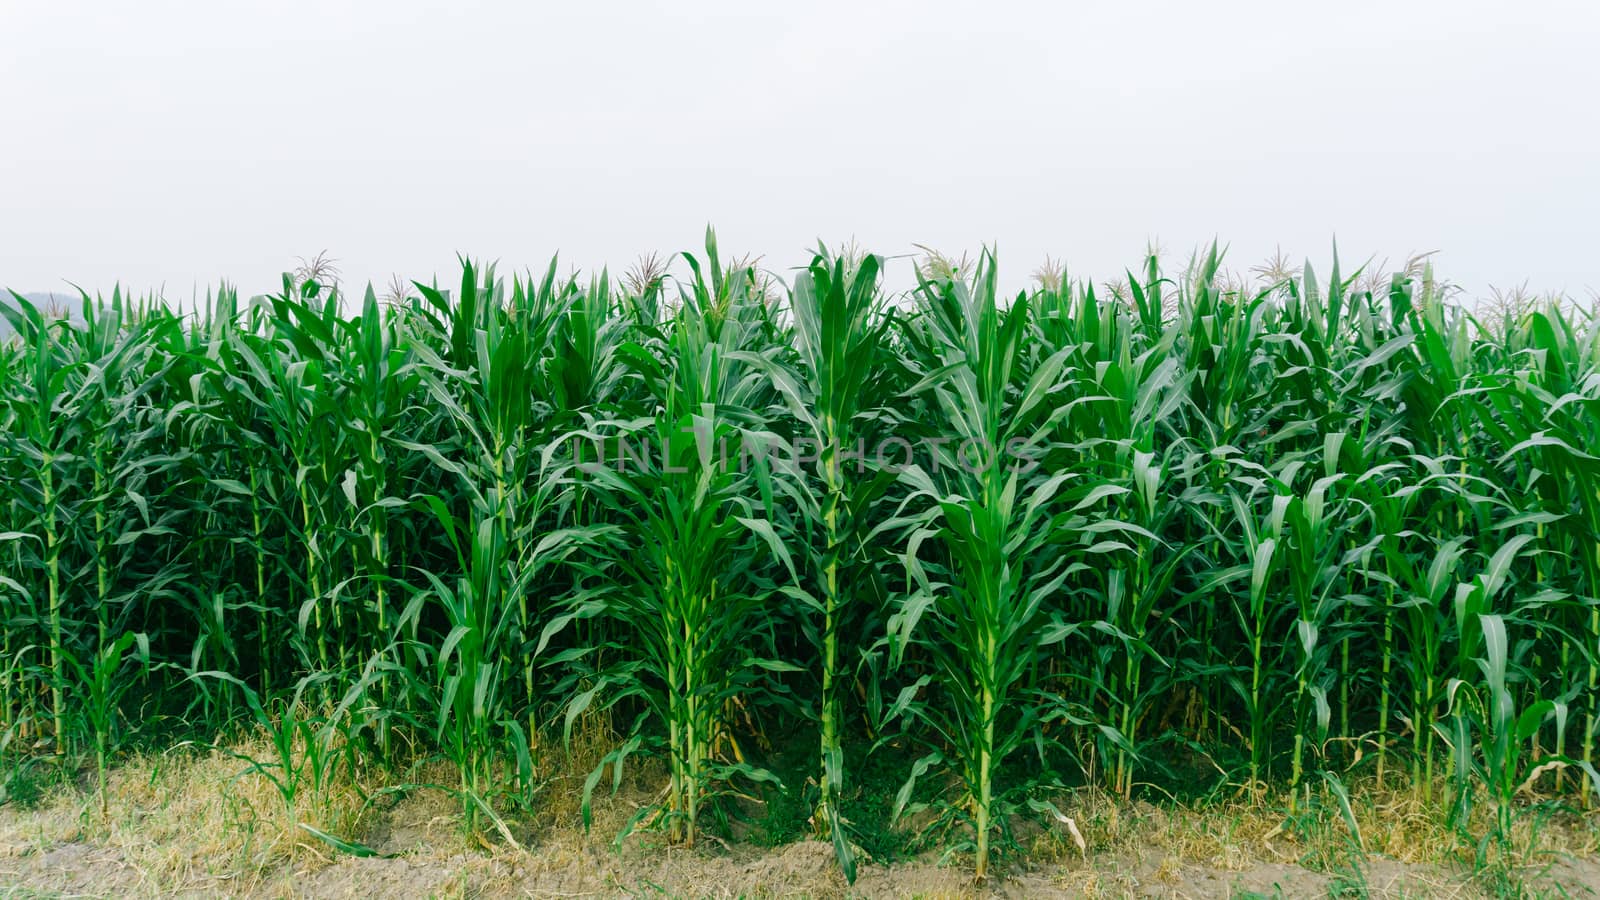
[1031,778,1597,868]
[0,713,635,897]
[1,731,388,887]
[4,735,1599,898]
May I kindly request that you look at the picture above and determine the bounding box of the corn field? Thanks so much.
[3,233,1598,880]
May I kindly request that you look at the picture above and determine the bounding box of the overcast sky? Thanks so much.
[3,0,1597,303]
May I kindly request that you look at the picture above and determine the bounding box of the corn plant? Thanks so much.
[1033,278,1193,796]
[1475,309,1600,802]
[189,669,366,844]
[885,254,1107,879]
[570,238,796,847]
[402,260,606,830]
[1278,439,1359,807]
[736,248,892,876]
[62,631,148,817]
[1,294,79,753]
[1442,610,1600,864]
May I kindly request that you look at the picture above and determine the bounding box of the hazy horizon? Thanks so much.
[4,0,1597,303]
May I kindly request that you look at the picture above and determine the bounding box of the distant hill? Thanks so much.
[0,291,83,337]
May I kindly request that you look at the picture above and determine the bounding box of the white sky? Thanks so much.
[3,0,1598,303]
